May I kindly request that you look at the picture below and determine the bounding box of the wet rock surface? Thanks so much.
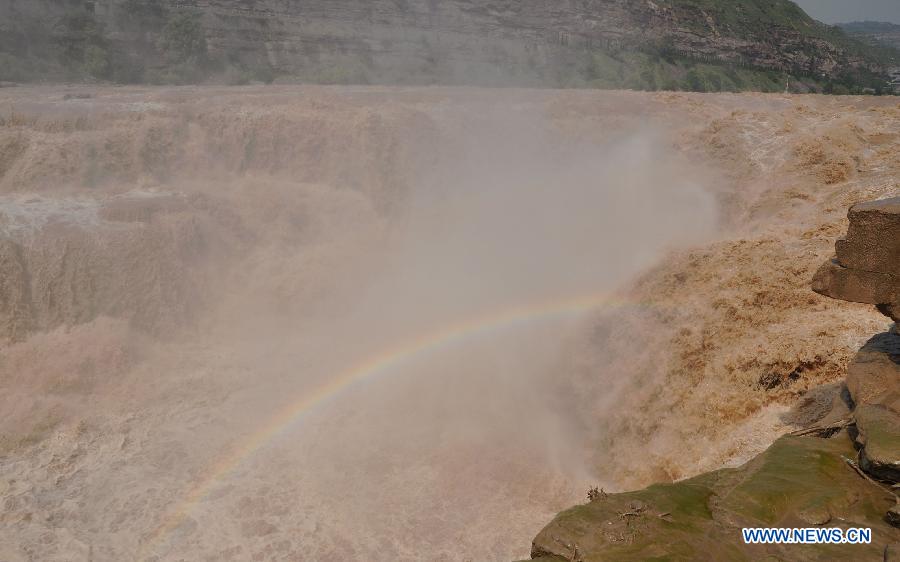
[848,332,900,483]
[529,436,898,561]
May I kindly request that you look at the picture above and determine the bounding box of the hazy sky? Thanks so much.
[794,0,900,24]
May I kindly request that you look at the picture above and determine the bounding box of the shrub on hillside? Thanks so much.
[159,12,208,66]
[53,13,112,80]
[149,11,211,83]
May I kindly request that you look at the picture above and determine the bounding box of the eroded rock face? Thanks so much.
[835,199,900,277]
[847,333,900,481]
[813,197,900,322]
[813,197,900,485]
[3,0,887,85]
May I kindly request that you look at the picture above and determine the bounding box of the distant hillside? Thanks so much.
[0,0,897,93]
[839,21,900,50]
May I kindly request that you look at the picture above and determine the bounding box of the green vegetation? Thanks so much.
[658,0,897,65]
[570,49,791,93]
[53,13,113,80]
[549,47,862,94]
[645,0,899,93]
[532,436,899,561]
[113,0,167,32]
[659,0,815,38]
[0,0,895,93]
[0,3,275,86]
[159,12,207,65]
[146,11,210,84]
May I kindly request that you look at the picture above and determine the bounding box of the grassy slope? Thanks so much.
[571,50,790,93]
[666,0,816,35]
[530,435,899,561]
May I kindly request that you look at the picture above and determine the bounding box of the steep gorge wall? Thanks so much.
[127,0,883,80]
[1,0,887,85]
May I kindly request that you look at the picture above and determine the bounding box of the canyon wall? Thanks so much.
[1,0,891,87]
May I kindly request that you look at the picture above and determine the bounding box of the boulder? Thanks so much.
[848,333,900,481]
[813,197,900,322]
[855,403,900,482]
[812,259,897,317]
[835,198,900,277]
[846,332,900,409]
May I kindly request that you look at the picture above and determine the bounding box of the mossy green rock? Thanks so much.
[531,436,899,561]
[856,404,900,482]
[846,331,900,482]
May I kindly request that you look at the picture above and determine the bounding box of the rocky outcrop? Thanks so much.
[813,197,900,323]
[140,0,880,79]
[529,436,898,561]
[847,333,900,482]
[813,198,900,485]
[529,197,900,560]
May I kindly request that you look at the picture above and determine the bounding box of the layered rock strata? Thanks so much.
[815,197,900,485]
[813,197,900,323]
[1,0,889,85]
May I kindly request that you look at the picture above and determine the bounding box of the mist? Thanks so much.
[148,101,717,560]
[0,89,718,561]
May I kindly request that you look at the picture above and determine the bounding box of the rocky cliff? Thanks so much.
[814,198,900,485]
[0,0,895,91]
[814,198,900,325]
[119,0,889,79]
[529,198,900,561]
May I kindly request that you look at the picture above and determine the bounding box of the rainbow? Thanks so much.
[139,290,651,557]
